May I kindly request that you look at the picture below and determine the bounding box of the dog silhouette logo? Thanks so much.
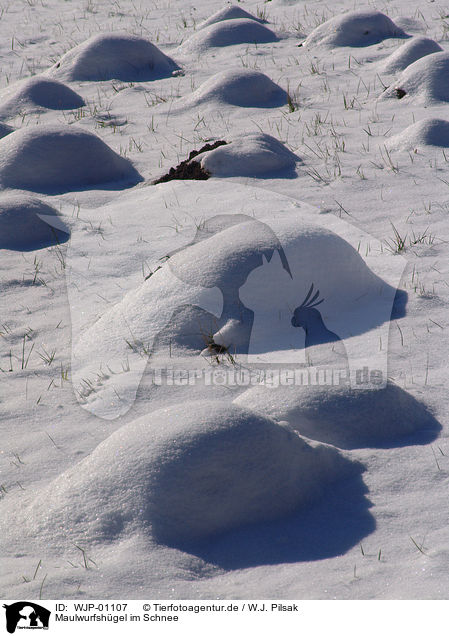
[3,602,51,634]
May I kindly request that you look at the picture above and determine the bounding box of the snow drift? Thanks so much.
[386,118,449,150]
[381,51,449,103]
[198,5,266,30]
[188,69,287,108]
[179,18,278,53]
[22,401,358,546]
[300,10,408,48]
[0,125,142,192]
[46,32,179,82]
[0,194,70,251]
[0,76,84,119]
[380,36,442,74]
[200,132,299,177]
[234,382,439,449]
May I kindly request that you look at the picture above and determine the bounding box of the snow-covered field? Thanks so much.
[1,0,449,600]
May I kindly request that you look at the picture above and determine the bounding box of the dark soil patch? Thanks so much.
[393,87,407,99]
[153,140,227,184]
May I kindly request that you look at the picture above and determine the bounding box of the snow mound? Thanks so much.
[200,132,299,177]
[199,5,266,30]
[0,123,13,139]
[380,37,442,74]
[179,18,278,53]
[234,382,439,449]
[381,51,449,103]
[189,69,287,108]
[301,10,408,48]
[24,401,356,545]
[0,125,142,192]
[386,118,449,151]
[0,76,84,119]
[46,32,179,82]
[0,194,69,250]
[72,210,398,419]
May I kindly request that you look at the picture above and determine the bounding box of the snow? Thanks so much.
[386,118,449,150]
[198,5,266,30]
[300,10,408,48]
[46,32,179,82]
[380,36,443,74]
[234,382,440,449]
[200,132,299,176]
[0,125,142,192]
[381,51,449,103]
[0,76,85,119]
[1,0,449,603]
[178,19,279,54]
[187,69,287,108]
[0,194,69,251]
[18,401,358,547]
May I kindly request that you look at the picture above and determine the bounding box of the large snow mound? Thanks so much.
[189,69,287,108]
[0,76,84,119]
[71,209,400,419]
[234,383,440,449]
[381,51,449,103]
[301,10,408,48]
[380,36,442,74]
[200,132,299,177]
[0,125,142,192]
[0,194,69,251]
[179,18,278,53]
[386,118,449,151]
[46,32,179,82]
[199,5,266,30]
[22,401,357,546]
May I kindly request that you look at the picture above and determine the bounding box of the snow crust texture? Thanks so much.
[0,125,142,192]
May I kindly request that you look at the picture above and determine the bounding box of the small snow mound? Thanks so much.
[234,383,439,449]
[200,132,299,177]
[24,401,356,545]
[46,32,179,82]
[380,37,442,74]
[380,51,449,103]
[179,19,278,53]
[0,76,85,118]
[199,5,266,30]
[0,125,142,193]
[0,194,69,251]
[301,10,408,48]
[190,69,287,107]
[386,118,449,150]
